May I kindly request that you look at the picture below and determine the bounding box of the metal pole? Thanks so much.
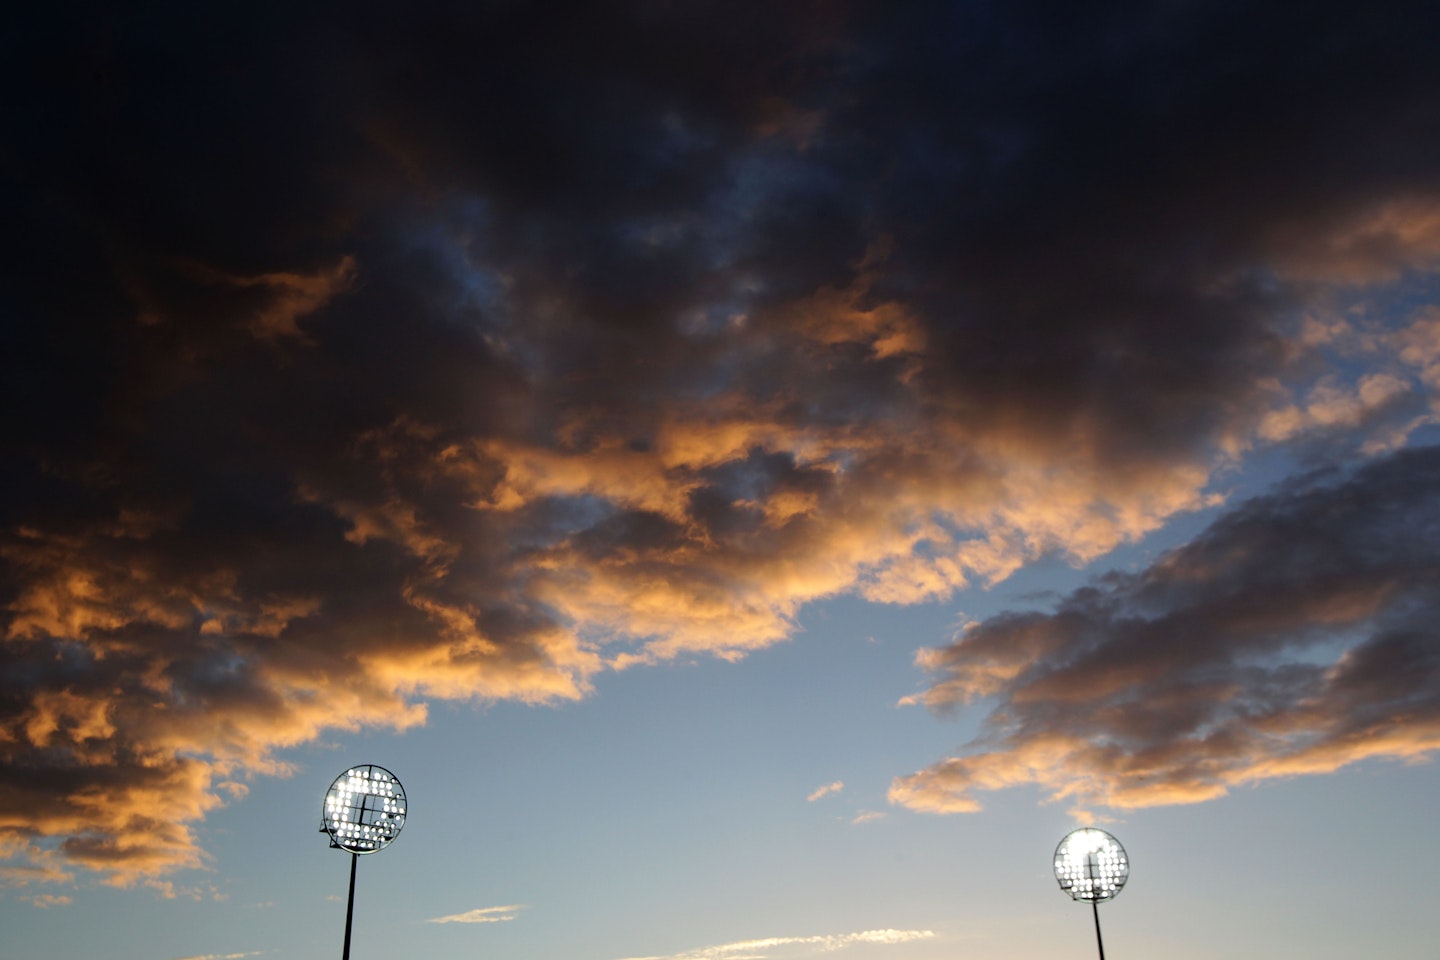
[1091,899,1106,960]
[342,851,358,960]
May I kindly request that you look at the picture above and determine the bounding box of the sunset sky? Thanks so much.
[5,2,1440,959]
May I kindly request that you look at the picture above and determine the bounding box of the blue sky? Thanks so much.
[8,634,1438,960]
[5,2,1440,958]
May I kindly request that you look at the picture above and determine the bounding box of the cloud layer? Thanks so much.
[892,447,1440,814]
[4,0,1440,884]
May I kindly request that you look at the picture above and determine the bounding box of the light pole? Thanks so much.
[1053,827,1129,960]
[320,765,408,960]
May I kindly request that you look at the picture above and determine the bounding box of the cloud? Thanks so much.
[806,781,844,802]
[0,836,73,889]
[891,446,1440,815]
[5,0,1440,884]
[427,904,526,925]
[616,928,935,960]
[849,811,886,825]
[1265,198,1440,286]
[169,953,265,960]
[21,893,71,908]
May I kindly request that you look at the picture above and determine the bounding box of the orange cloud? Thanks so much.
[775,249,928,362]
[194,256,358,344]
[806,781,844,802]
[21,893,72,908]
[0,500,583,883]
[1267,197,1440,285]
[892,449,1440,816]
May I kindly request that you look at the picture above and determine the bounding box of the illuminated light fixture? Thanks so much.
[321,765,408,960]
[1053,827,1129,960]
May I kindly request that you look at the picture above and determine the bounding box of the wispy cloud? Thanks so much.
[22,894,71,908]
[849,810,886,825]
[616,928,934,960]
[806,781,844,802]
[427,904,526,924]
[169,952,265,960]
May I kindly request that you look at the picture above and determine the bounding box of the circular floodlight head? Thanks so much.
[320,764,407,854]
[1053,827,1128,903]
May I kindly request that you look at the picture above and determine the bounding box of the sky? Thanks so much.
[4,1,1440,958]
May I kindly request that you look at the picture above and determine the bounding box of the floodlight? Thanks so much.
[320,764,408,960]
[1053,827,1129,960]
[321,764,407,854]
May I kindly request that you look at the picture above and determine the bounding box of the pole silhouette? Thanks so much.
[342,851,358,960]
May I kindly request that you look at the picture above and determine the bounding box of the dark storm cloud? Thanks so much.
[4,0,1440,883]
[891,445,1440,812]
